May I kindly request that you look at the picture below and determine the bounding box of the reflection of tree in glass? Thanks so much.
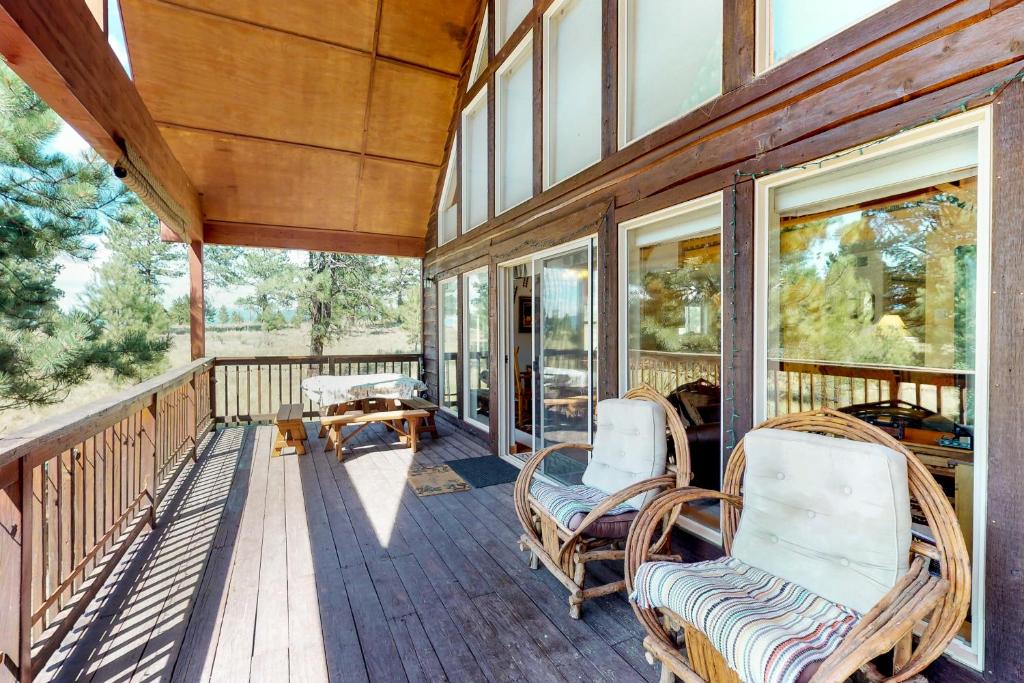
[631,238,721,354]
[771,178,977,370]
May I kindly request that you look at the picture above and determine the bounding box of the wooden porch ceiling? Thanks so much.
[118,0,479,255]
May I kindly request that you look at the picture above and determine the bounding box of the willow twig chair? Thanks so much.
[625,408,970,683]
[514,384,691,618]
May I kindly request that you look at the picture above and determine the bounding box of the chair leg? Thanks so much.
[528,552,539,570]
[569,555,586,619]
[659,663,675,683]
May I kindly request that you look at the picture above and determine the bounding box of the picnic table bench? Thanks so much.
[273,403,308,456]
[321,408,431,461]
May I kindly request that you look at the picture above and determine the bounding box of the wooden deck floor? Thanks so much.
[38,419,663,682]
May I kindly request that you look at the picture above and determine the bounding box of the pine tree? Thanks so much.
[0,63,166,409]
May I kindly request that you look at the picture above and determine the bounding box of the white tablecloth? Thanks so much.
[301,373,427,408]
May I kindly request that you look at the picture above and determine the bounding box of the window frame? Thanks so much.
[437,276,460,417]
[495,32,535,215]
[461,86,490,233]
[753,108,992,670]
[542,0,603,190]
[755,0,900,73]
[495,0,532,50]
[469,8,489,85]
[437,150,458,247]
[616,0,723,148]
[617,192,725,545]
[462,266,491,431]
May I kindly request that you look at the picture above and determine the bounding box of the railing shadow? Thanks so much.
[37,427,252,682]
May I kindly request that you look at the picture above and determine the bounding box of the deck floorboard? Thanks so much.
[38,420,654,683]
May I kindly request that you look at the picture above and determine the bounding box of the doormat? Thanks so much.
[446,456,520,488]
[407,464,471,497]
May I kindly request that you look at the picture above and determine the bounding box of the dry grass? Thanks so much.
[0,324,417,435]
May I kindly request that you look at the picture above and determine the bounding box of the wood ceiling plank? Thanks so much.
[161,0,377,51]
[365,61,459,165]
[0,0,202,240]
[377,0,479,74]
[357,158,438,236]
[121,0,371,151]
[161,126,361,230]
[204,221,425,258]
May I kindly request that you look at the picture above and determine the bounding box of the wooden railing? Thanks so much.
[768,360,971,423]
[213,354,422,424]
[626,350,722,394]
[0,358,215,682]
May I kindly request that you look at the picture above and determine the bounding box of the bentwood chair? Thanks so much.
[514,384,691,618]
[625,408,970,683]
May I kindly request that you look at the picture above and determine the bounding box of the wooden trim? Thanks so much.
[984,76,1024,682]
[456,274,466,420]
[202,221,426,258]
[430,1,1023,260]
[532,10,544,197]
[0,0,202,241]
[722,0,755,91]
[720,179,754,455]
[596,202,617,401]
[188,240,205,361]
[601,0,618,158]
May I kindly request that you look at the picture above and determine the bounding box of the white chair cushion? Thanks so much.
[731,428,911,614]
[582,398,667,509]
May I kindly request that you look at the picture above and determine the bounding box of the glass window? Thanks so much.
[622,197,723,528]
[439,278,460,413]
[497,35,534,213]
[544,0,602,187]
[469,9,489,84]
[761,0,898,69]
[438,155,458,245]
[760,124,985,649]
[497,0,532,48]
[464,269,490,428]
[461,89,489,231]
[619,0,722,146]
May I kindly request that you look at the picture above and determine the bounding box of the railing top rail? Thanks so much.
[0,357,215,469]
[213,353,421,366]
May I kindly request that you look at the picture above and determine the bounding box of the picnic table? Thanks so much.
[301,373,427,410]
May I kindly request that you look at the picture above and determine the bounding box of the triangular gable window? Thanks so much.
[469,9,489,84]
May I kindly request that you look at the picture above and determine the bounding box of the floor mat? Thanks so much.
[446,456,520,488]
[407,464,471,496]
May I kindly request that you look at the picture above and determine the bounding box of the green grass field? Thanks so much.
[0,324,416,434]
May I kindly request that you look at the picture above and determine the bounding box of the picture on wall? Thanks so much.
[518,296,533,332]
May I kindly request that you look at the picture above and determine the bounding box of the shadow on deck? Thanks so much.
[38,419,665,682]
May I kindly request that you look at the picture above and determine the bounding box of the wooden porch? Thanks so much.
[35,419,670,683]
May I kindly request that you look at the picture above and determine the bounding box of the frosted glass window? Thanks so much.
[438,155,458,245]
[620,0,721,145]
[497,36,533,213]
[470,9,489,84]
[464,269,490,428]
[498,0,532,47]
[764,0,897,67]
[439,278,460,413]
[462,89,489,230]
[544,0,602,187]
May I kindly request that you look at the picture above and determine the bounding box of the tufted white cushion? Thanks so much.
[731,428,912,614]
[581,398,668,510]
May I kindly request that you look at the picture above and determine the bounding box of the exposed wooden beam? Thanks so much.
[188,240,205,360]
[0,0,203,241]
[203,221,426,258]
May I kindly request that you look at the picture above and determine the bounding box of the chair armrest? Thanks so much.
[810,556,948,683]
[513,443,593,541]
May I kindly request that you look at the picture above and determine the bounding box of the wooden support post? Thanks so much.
[208,366,217,427]
[17,460,31,683]
[188,240,205,361]
[187,372,198,461]
[0,474,22,683]
[140,394,158,528]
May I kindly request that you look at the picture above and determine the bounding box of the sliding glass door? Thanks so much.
[499,238,597,483]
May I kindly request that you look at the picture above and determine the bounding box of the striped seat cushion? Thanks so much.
[529,481,637,530]
[631,557,859,683]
